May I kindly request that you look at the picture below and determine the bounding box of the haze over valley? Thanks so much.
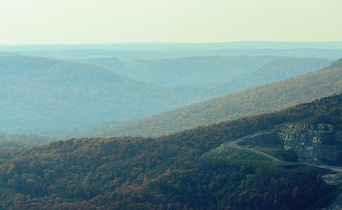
[0,44,341,209]
[0,46,338,137]
[1,0,342,209]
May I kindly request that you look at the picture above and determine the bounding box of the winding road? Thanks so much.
[224,130,342,173]
[224,130,285,163]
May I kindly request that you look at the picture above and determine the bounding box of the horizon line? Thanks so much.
[2,40,342,46]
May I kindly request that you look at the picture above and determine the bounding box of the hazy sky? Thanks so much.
[1,0,342,44]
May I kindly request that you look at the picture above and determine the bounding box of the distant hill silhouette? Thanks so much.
[99,59,342,137]
[1,55,331,137]
[0,56,202,136]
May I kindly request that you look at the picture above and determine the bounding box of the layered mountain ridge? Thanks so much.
[0,55,332,137]
[99,62,342,137]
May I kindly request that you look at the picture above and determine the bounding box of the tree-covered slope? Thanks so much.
[85,56,331,111]
[329,57,342,68]
[98,61,342,137]
[0,93,340,209]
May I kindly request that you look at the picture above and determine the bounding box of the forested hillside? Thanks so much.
[99,61,342,137]
[1,55,331,137]
[81,56,332,111]
[329,57,342,68]
[0,93,340,209]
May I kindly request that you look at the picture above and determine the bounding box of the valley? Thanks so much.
[0,49,336,137]
[0,44,341,209]
[2,0,342,208]
[99,59,342,137]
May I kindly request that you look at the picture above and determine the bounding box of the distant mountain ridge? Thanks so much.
[82,56,279,87]
[0,56,204,136]
[99,59,342,137]
[1,55,332,137]
[81,56,331,88]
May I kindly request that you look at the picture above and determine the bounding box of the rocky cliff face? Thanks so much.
[232,123,342,165]
[279,123,342,165]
